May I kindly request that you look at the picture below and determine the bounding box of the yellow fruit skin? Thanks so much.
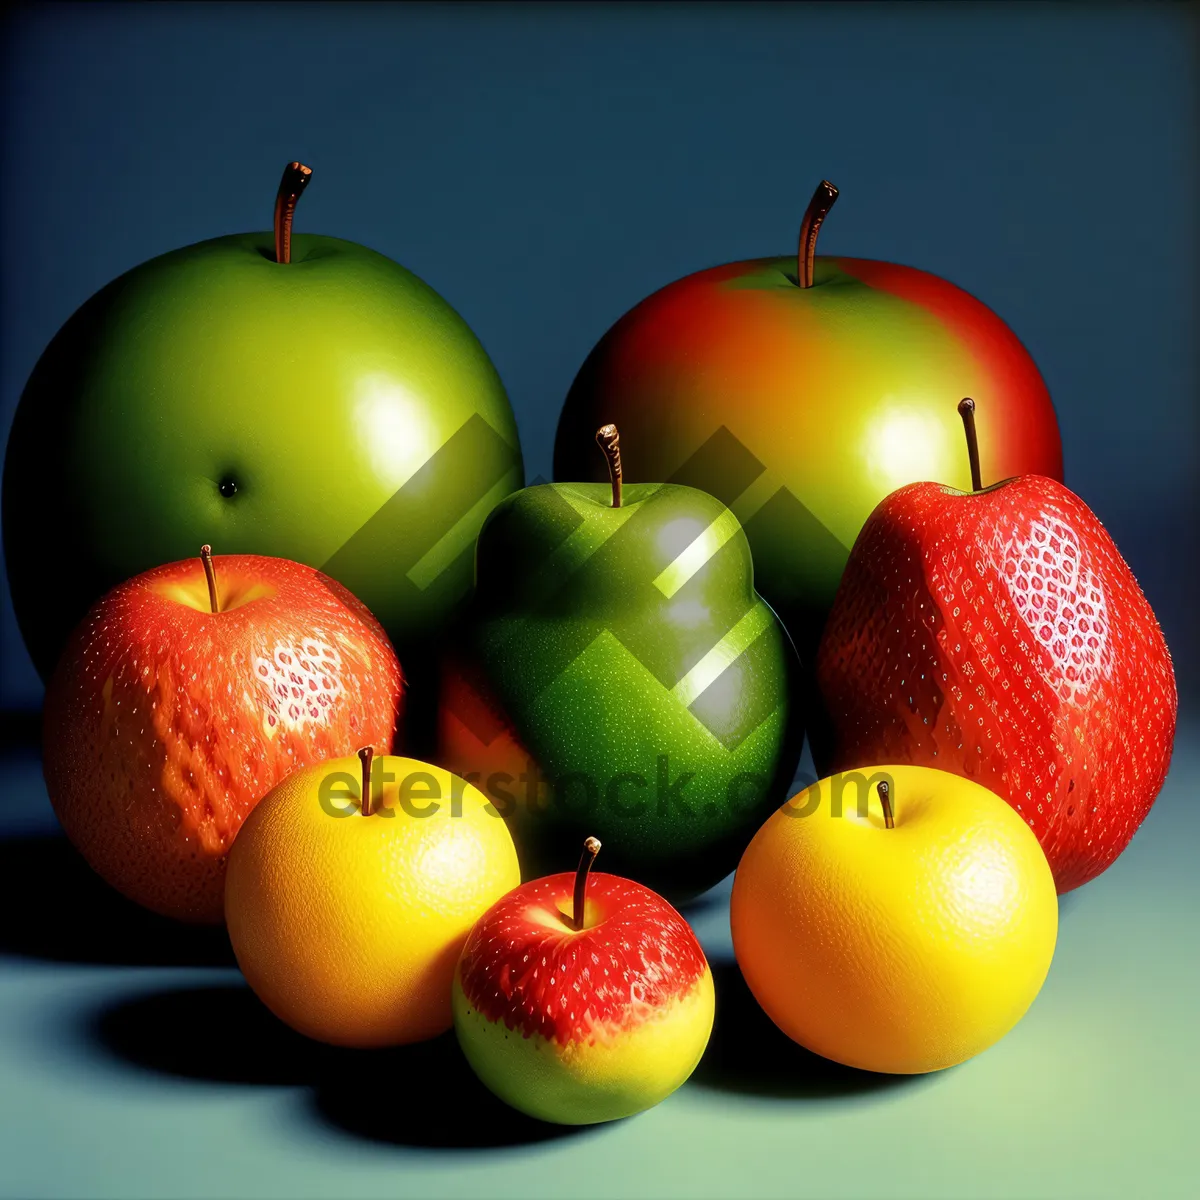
[452,967,715,1125]
[225,754,521,1048]
[731,763,1058,1074]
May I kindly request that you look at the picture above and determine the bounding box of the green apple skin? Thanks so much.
[3,232,523,681]
[437,481,802,901]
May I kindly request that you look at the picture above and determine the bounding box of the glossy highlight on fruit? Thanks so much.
[732,764,1058,1074]
[816,474,1177,892]
[454,869,714,1124]
[42,553,403,922]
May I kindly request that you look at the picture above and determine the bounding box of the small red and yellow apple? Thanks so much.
[226,748,520,1048]
[42,547,403,922]
[453,838,715,1124]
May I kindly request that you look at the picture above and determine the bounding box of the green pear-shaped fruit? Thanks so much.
[438,428,800,900]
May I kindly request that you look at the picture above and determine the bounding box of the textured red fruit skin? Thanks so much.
[42,554,404,923]
[815,476,1176,893]
[458,872,708,1045]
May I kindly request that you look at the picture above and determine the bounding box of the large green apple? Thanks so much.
[437,427,801,900]
[3,163,523,681]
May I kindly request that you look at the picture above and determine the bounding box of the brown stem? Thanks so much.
[358,746,375,817]
[957,398,983,491]
[572,836,602,930]
[273,161,313,265]
[797,180,838,288]
[595,425,623,508]
[878,779,895,829]
[199,545,219,613]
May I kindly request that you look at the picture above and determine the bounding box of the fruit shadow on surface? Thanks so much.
[0,832,236,967]
[89,982,595,1150]
[692,961,931,1100]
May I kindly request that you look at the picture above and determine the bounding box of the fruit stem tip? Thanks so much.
[957,397,983,492]
[572,836,602,930]
[595,424,623,508]
[878,779,895,830]
[797,179,839,289]
[273,161,313,265]
[358,745,375,817]
[199,545,219,613]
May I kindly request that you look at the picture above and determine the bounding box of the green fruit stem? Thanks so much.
[199,545,220,613]
[572,837,602,930]
[797,180,838,289]
[957,397,984,491]
[358,745,375,817]
[595,425,622,508]
[274,161,313,265]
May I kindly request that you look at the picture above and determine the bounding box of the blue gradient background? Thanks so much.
[1,1,1197,705]
[0,4,1196,1199]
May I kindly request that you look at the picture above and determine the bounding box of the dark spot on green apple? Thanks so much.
[218,476,239,499]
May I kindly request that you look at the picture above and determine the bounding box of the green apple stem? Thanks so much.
[358,745,375,817]
[572,836,602,930]
[273,161,313,265]
[797,180,839,289]
[957,397,984,491]
[878,779,895,830]
[595,424,623,508]
[199,545,220,613]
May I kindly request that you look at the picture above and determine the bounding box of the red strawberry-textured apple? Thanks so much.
[815,400,1176,892]
[452,838,715,1125]
[42,547,403,922]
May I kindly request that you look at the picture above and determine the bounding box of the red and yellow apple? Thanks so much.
[453,839,715,1124]
[42,548,403,922]
[554,181,1062,655]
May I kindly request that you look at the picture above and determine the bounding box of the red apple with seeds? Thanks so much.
[453,838,715,1125]
[42,546,403,923]
[815,400,1176,892]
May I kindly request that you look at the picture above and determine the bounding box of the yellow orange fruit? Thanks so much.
[225,753,520,1047]
[731,763,1057,1074]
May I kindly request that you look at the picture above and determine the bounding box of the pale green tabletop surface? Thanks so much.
[0,722,1196,1200]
